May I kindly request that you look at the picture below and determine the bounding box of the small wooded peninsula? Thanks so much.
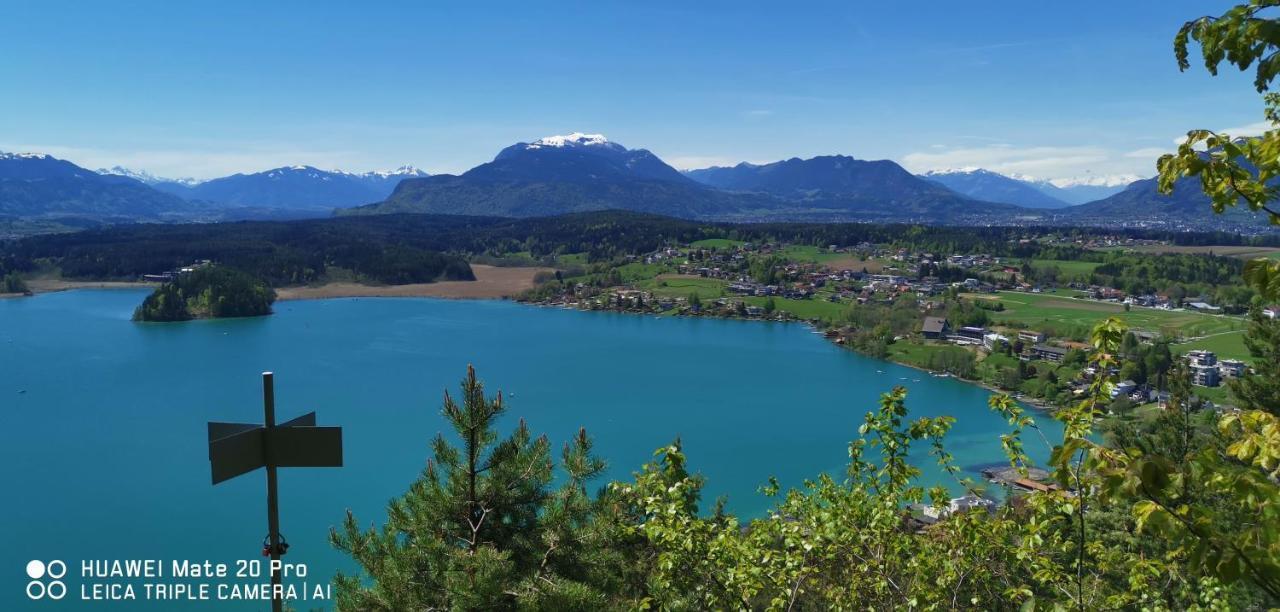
[133,264,276,322]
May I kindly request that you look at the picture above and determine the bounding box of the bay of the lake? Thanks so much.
[0,289,1062,610]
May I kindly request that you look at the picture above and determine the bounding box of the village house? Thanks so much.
[1186,301,1222,313]
[1219,359,1247,379]
[1186,350,1217,368]
[921,316,950,340]
[1192,365,1221,387]
[1017,330,1046,344]
[1026,344,1068,363]
[950,326,987,345]
[1186,351,1222,387]
[1110,380,1137,399]
[919,494,996,521]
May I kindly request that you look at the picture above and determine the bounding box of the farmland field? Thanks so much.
[615,262,669,282]
[743,295,848,321]
[635,274,727,299]
[779,245,846,263]
[690,238,745,249]
[1026,259,1103,279]
[777,246,893,272]
[964,290,1245,338]
[1174,330,1252,362]
[1121,244,1280,259]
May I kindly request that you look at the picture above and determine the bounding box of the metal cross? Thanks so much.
[207,372,343,612]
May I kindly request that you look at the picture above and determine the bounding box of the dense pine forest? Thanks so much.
[2,210,1276,291]
[132,265,276,321]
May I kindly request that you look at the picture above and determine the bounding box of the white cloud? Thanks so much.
[1172,120,1275,145]
[900,144,1116,180]
[1124,147,1169,159]
[1218,120,1273,138]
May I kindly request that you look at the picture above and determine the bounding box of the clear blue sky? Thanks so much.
[0,0,1262,183]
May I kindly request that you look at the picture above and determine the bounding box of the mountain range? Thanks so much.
[1,152,198,222]
[686,156,1025,220]
[345,133,761,219]
[1059,174,1267,226]
[99,164,428,210]
[348,135,1023,222]
[919,169,1071,209]
[2,135,1266,233]
[917,169,1135,208]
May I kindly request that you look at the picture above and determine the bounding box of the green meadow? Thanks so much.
[743,295,848,321]
[1174,330,1252,362]
[778,245,845,263]
[967,290,1245,338]
[636,275,728,299]
[690,238,745,249]
[1026,259,1103,279]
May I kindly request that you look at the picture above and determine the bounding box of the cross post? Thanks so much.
[207,371,344,612]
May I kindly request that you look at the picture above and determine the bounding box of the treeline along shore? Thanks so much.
[5,210,1279,286]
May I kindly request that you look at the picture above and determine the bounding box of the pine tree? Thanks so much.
[1230,306,1280,416]
[330,366,613,610]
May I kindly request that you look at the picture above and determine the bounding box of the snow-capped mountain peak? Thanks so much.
[0,151,53,161]
[361,165,428,179]
[1047,174,1143,188]
[921,167,992,176]
[96,166,202,186]
[529,132,614,149]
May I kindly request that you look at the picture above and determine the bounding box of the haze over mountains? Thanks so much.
[100,164,428,210]
[919,169,1071,209]
[1,152,198,223]
[918,169,1134,208]
[0,133,1257,235]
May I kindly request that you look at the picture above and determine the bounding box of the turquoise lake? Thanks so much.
[0,289,1063,610]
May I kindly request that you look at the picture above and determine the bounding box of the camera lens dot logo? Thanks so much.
[25,560,65,600]
[25,560,44,580]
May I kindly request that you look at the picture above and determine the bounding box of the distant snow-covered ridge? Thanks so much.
[0,151,53,161]
[96,164,429,186]
[919,167,1144,188]
[1044,174,1143,188]
[528,132,613,148]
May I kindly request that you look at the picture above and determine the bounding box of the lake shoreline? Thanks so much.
[270,265,555,301]
[24,278,1059,414]
[20,264,554,302]
[26,279,158,294]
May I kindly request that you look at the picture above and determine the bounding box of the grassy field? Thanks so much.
[1123,244,1280,259]
[636,275,727,299]
[966,290,1245,338]
[1027,259,1103,279]
[1192,384,1234,406]
[555,253,589,266]
[887,342,950,369]
[776,246,893,272]
[691,238,745,249]
[885,342,981,376]
[1174,330,1252,362]
[778,245,845,263]
[615,262,670,282]
[743,295,848,322]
